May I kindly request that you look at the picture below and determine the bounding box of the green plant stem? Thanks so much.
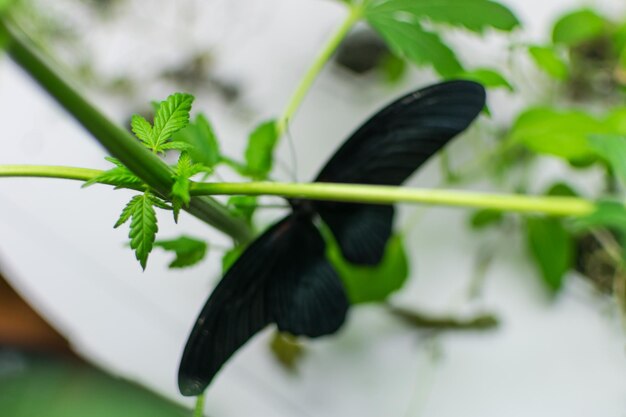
[275,4,362,137]
[193,394,205,417]
[0,18,253,243]
[191,181,596,216]
[0,165,103,181]
[0,165,599,217]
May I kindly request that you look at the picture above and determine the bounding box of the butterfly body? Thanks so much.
[178,80,486,396]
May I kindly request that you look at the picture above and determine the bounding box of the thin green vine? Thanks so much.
[275,3,363,137]
[0,165,597,217]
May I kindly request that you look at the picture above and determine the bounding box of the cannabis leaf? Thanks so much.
[130,93,194,153]
[83,157,144,189]
[115,191,159,270]
[114,195,140,229]
[154,236,208,268]
[153,93,194,151]
[171,152,211,221]
[131,115,153,148]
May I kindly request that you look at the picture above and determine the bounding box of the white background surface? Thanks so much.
[1,0,626,416]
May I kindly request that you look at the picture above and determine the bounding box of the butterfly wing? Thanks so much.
[268,217,348,338]
[178,215,348,396]
[313,80,486,265]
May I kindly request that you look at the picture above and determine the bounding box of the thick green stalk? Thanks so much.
[0,18,252,243]
[0,165,599,216]
[276,4,363,136]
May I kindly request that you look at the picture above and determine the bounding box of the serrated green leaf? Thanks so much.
[245,120,279,179]
[104,156,125,168]
[171,178,188,223]
[83,167,145,189]
[176,152,194,176]
[588,134,626,186]
[152,93,194,151]
[526,217,573,293]
[469,209,503,229]
[328,234,409,304]
[151,197,173,211]
[130,114,153,148]
[458,68,514,91]
[129,192,158,270]
[528,45,569,80]
[508,107,608,163]
[172,114,221,168]
[154,236,208,268]
[83,157,144,189]
[227,195,258,225]
[114,195,141,228]
[367,16,463,77]
[366,0,520,33]
[159,141,194,151]
[552,9,606,46]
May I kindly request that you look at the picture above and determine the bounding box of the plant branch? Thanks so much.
[276,3,362,137]
[0,18,253,243]
[190,181,596,216]
[0,165,600,217]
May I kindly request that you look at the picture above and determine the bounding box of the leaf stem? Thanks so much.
[0,18,252,243]
[193,393,205,417]
[0,165,599,217]
[276,3,363,137]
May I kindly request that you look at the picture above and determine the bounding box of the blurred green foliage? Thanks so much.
[0,350,188,417]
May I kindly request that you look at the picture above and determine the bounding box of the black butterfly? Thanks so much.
[178,80,486,396]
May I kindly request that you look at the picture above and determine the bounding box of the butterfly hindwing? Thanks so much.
[178,215,348,396]
[313,80,486,264]
[268,217,348,337]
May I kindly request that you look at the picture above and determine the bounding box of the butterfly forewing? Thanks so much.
[178,80,486,395]
[313,80,486,264]
[178,215,348,396]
